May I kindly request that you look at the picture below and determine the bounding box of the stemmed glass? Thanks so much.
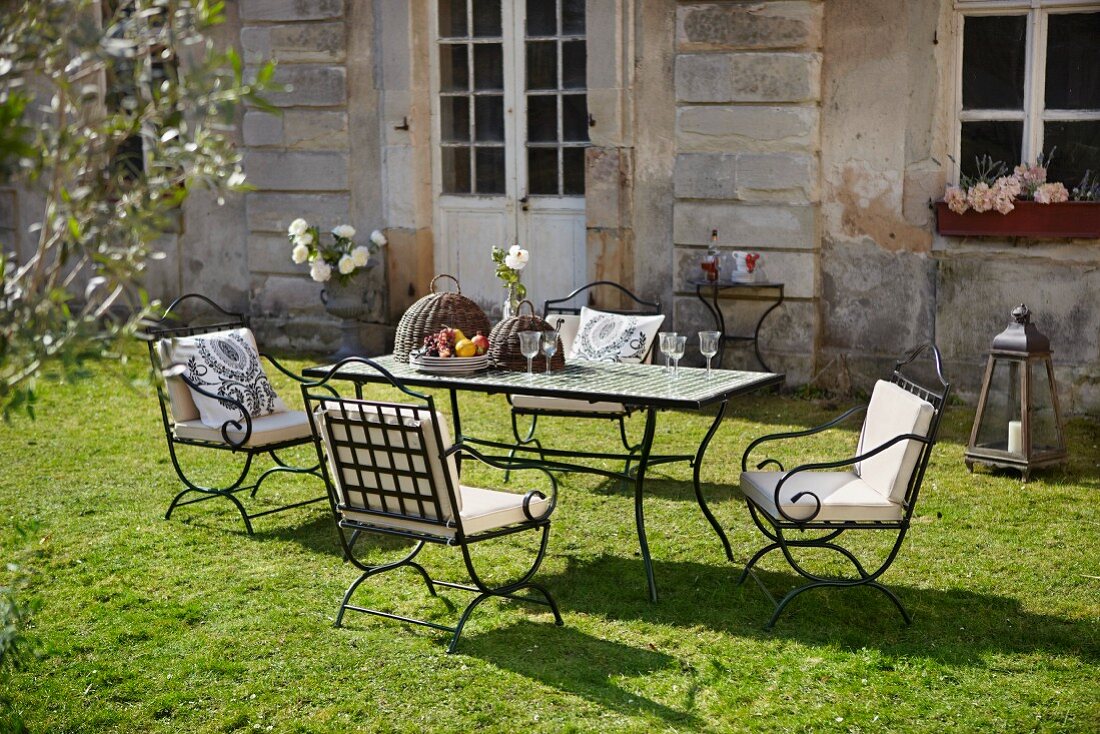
[699,330,721,377]
[659,332,678,374]
[669,335,687,377]
[518,330,542,377]
[541,329,559,374]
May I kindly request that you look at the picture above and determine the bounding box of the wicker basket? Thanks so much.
[394,274,492,363]
[487,300,566,372]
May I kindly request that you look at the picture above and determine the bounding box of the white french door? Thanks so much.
[431,0,588,312]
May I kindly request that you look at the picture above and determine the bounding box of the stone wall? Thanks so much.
[670,1,823,382]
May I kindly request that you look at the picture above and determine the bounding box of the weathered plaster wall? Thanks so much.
[670,1,823,381]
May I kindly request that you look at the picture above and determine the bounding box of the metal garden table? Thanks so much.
[303,356,784,602]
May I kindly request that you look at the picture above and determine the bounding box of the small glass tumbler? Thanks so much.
[518,330,542,376]
[699,331,721,377]
[670,335,687,377]
[659,331,678,374]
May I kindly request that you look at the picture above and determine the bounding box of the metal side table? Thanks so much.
[690,278,784,372]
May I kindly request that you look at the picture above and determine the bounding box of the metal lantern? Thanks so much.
[965,304,1068,481]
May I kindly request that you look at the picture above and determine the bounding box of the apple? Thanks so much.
[471,332,489,355]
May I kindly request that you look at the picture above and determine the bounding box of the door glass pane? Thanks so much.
[527,95,557,142]
[527,0,555,36]
[1045,13,1100,110]
[439,0,467,38]
[562,147,585,195]
[472,0,501,37]
[442,147,471,194]
[962,15,1026,110]
[475,95,504,142]
[528,148,558,194]
[473,43,504,90]
[526,41,557,90]
[440,44,469,92]
[475,147,505,193]
[441,97,470,142]
[1043,121,1100,187]
[960,120,1023,176]
[561,94,588,142]
[562,0,585,35]
[561,40,585,89]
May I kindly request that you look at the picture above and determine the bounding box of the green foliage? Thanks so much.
[0,0,275,418]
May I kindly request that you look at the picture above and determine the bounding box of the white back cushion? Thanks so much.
[317,404,460,521]
[545,314,581,356]
[567,307,665,364]
[156,340,200,423]
[856,380,935,502]
[160,328,287,429]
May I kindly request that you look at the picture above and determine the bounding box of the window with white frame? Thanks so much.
[955,2,1100,187]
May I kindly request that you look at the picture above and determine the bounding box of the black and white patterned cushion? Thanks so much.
[164,328,286,429]
[567,307,665,363]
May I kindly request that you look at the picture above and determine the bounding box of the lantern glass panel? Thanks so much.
[975,360,1021,451]
[1029,361,1060,453]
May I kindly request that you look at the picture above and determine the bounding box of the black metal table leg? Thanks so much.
[692,400,734,560]
[750,286,783,373]
[633,406,660,602]
[695,283,727,367]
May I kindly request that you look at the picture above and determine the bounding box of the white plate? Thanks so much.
[411,355,489,374]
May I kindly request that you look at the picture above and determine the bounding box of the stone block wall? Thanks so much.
[671,1,823,381]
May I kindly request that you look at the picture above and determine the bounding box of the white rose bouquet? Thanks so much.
[491,243,529,317]
[288,218,388,284]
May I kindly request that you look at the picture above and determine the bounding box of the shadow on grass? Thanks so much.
[540,553,1098,666]
[463,622,703,728]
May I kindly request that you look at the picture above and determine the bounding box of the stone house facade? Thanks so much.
[3,0,1098,413]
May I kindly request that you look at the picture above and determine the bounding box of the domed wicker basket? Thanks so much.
[487,300,566,372]
[394,274,492,363]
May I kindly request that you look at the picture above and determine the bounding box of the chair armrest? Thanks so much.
[770,431,932,523]
[164,364,253,449]
[741,404,867,472]
[260,352,308,383]
[443,442,558,521]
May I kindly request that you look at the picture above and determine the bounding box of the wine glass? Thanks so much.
[518,330,542,377]
[670,335,687,377]
[541,329,559,374]
[659,331,677,374]
[699,330,721,377]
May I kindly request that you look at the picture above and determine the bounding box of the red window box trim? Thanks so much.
[934,200,1100,238]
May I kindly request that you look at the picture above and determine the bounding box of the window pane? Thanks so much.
[1045,13,1100,110]
[442,147,471,194]
[440,44,468,92]
[441,97,470,142]
[475,147,505,194]
[562,94,589,142]
[473,43,503,90]
[563,147,585,195]
[960,121,1023,179]
[439,0,467,38]
[562,0,585,35]
[528,147,558,194]
[962,15,1026,110]
[526,41,557,90]
[472,0,501,37]
[527,95,557,142]
[561,40,585,90]
[475,95,504,142]
[1043,121,1100,187]
[527,0,555,36]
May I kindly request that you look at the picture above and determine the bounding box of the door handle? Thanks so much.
[519,194,529,211]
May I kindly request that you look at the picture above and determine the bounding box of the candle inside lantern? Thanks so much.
[1007,420,1023,454]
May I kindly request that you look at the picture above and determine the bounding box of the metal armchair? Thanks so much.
[144,293,326,533]
[738,344,950,628]
[301,357,563,653]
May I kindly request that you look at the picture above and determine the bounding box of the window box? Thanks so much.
[934,200,1100,238]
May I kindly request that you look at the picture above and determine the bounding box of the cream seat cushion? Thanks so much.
[173,409,312,448]
[741,470,903,523]
[509,394,627,414]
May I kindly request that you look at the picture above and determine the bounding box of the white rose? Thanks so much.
[288,218,308,237]
[504,253,523,270]
[294,231,313,247]
[338,255,355,275]
[350,245,371,267]
[309,260,332,283]
[370,229,388,247]
[291,243,310,264]
[332,224,356,239]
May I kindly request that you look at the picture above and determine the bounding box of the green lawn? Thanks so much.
[2,347,1098,733]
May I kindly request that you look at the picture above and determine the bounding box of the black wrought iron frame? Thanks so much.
[301,358,563,653]
[507,280,664,480]
[738,343,951,629]
[144,293,326,534]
